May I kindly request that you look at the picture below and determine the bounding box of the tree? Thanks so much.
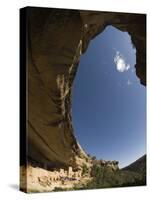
[82,164,89,175]
[92,156,96,161]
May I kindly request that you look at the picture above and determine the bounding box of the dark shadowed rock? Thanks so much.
[122,155,146,176]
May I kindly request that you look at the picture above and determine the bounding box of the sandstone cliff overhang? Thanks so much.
[20,7,146,169]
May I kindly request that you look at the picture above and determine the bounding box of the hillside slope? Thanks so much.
[122,155,146,176]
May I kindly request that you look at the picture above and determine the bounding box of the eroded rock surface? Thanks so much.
[24,7,146,169]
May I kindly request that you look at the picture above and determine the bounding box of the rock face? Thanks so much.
[23,7,146,169]
[122,155,146,174]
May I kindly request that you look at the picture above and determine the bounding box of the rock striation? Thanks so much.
[23,7,146,170]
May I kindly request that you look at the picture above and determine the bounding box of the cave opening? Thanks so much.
[72,25,146,168]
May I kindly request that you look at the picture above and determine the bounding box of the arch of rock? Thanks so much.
[23,7,146,170]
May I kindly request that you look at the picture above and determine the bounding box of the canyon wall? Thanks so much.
[24,7,146,169]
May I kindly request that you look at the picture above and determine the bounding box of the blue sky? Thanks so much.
[72,26,146,168]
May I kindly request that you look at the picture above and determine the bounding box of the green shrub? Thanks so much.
[82,164,89,175]
[53,187,67,192]
[83,164,146,189]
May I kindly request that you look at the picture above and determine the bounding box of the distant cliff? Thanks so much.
[122,155,146,176]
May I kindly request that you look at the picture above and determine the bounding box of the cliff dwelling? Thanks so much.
[20,8,146,192]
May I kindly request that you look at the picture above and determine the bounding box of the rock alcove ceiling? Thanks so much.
[23,7,146,170]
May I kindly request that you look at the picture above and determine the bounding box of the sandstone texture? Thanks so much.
[24,7,146,170]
